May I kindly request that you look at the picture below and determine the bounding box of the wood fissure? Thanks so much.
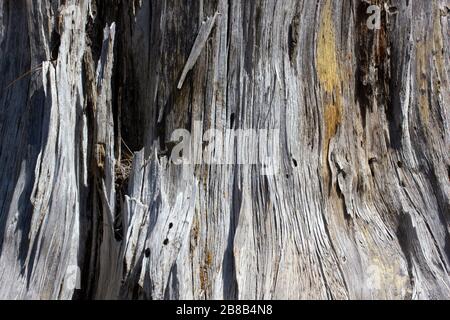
[0,0,448,300]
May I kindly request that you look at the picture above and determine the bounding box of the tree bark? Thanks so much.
[0,0,449,300]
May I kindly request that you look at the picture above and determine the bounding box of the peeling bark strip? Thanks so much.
[0,0,449,300]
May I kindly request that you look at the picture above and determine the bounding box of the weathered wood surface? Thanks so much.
[0,0,449,299]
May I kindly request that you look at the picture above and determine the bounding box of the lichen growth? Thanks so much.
[317,0,340,94]
[317,0,343,175]
[324,102,342,146]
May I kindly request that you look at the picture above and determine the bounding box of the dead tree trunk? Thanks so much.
[0,0,449,300]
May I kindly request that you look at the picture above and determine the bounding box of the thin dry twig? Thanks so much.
[4,64,43,91]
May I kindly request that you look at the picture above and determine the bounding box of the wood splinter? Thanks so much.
[177,12,220,90]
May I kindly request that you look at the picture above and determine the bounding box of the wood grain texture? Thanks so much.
[0,0,449,300]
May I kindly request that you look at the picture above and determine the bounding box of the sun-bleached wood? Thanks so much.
[0,0,449,300]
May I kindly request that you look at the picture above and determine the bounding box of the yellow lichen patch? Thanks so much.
[205,250,213,267]
[317,0,340,94]
[200,266,208,291]
[324,101,342,148]
[322,98,343,177]
[317,0,343,175]
[200,249,213,292]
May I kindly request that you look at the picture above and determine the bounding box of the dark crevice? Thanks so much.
[368,157,377,177]
[354,1,376,127]
[230,112,235,129]
[80,0,128,299]
[50,29,61,61]
[288,6,300,65]
[396,212,415,299]
[355,1,403,149]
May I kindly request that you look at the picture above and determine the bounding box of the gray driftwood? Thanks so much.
[0,0,449,300]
